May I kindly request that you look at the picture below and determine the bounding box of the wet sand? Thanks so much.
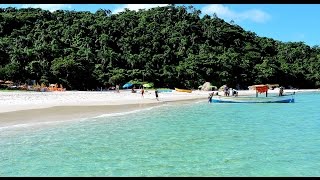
[0,96,207,129]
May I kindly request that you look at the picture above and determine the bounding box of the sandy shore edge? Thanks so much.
[0,89,318,129]
[0,96,207,129]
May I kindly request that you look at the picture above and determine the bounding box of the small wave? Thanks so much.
[0,104,172,131]
[92,103,170,119]
[195,100,206,104]
[0,101,202,131]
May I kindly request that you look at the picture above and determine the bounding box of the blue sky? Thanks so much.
[1,4,319,47]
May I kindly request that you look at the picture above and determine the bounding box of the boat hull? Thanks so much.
[158,89,173,93]
[211,96,295,103]
[175,88,192,93]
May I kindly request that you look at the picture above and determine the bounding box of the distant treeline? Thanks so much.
[0,5,319,90]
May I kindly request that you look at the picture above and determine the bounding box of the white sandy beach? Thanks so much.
[0,88,318,113]
[0,88,318,129]
[0,90,209,128]
[0,90,210,113]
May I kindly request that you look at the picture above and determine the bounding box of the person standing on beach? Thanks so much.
[224,85,229,96]
[155,89,159,101]
[208,93,213,103]
[279,86,284,96]
[141,88,145,98]
[233,89,238,97]
[116,84,120,93]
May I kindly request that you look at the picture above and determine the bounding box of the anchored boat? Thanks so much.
[211,95,295,103]
[211,84,295,103]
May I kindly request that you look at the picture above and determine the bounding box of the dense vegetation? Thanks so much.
[0,5,320,90]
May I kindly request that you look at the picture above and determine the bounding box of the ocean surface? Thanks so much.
[1,92,320,176]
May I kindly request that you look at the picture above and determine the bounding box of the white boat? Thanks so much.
[211,95,295,103]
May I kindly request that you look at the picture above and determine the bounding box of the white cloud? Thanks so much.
[21,4,72,12]
[113,4,169,14]
[201,4,270,23]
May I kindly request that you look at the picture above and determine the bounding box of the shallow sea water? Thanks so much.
[0,92,320,176]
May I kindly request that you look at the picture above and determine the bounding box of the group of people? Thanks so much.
[131,86,159,101]
[114,84,159,101]
[207,85,239,103]
[223,85,238,97]
[207,85,288,103]
[141,88,159,101]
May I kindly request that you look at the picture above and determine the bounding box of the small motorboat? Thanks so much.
[211,84,295,103]
[211,95,294,103]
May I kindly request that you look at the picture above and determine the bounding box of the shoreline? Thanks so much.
[0,95,207,129]
[0,89,318,130]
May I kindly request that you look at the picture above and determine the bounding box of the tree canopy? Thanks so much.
[0,6,319,90]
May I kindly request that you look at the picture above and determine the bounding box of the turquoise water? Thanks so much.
[1,92,320,176]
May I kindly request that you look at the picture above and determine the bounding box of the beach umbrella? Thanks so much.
[122,83,133,89]
[143,83,152,88]
[0,80,4,84]
[5,81,13,84]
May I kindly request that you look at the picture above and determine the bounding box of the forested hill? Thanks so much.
[0,5,320,90]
